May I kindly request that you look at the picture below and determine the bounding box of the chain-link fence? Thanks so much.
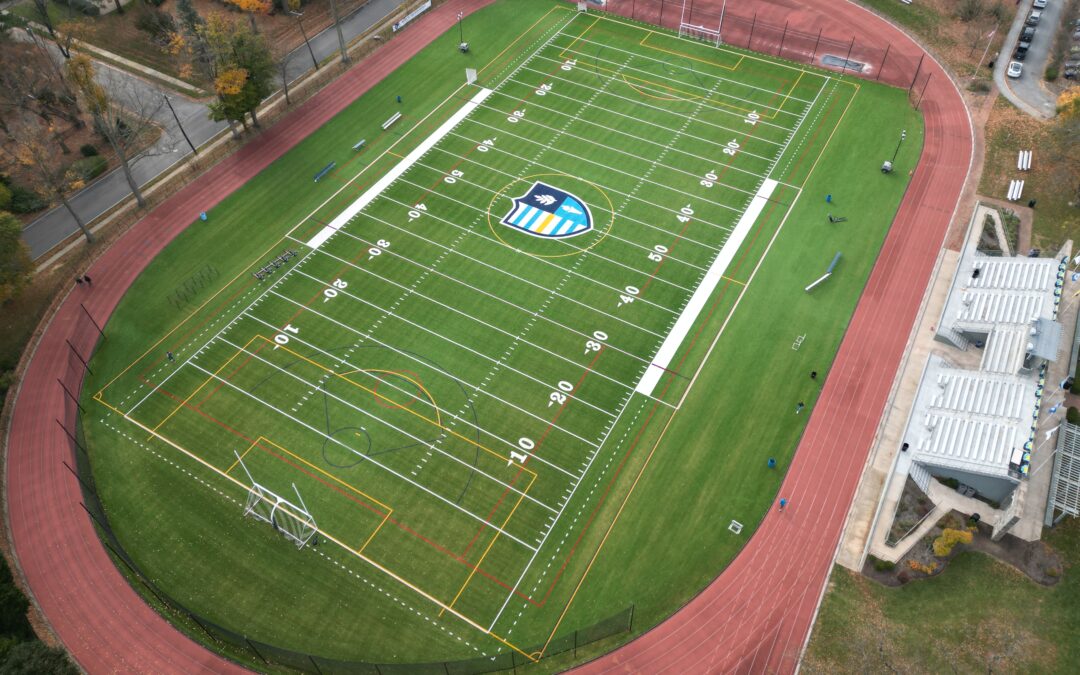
[596,0,936,103]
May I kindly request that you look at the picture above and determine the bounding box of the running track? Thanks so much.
[574,0,972,673]
[3,0,971,673]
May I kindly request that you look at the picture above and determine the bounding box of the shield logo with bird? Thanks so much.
[500,181,593,238]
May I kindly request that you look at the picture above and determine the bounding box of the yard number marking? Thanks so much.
[407,203,427,222]
[274,324,300,347]
[323,278,349,302]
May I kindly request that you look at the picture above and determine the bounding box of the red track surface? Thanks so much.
[4,0,970,672]
[4,1,494,672]
[574,1,972,673]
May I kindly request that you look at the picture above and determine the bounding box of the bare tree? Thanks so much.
[0,36,81,146]
[66,54,165,208]
[272,39,297,106]
[4,112,93,243]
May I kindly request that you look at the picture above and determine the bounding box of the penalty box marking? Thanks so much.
[229,435,394,555]
[306,87,495,251]
[636,179,778,397]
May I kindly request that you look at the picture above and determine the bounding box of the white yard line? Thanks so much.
[635,179,778,396]
[305,87,495,250]
[186,357,544,551]
[303,243,655,375]
[293,223,665,338]
[422,144,724,258]
[553,35,814,112]
[212,334,559,513]
[241,312,584,479]
[380,182,685,318]
[520,61,795,134]
[462,95,777,187]
[124,248,319,416]
[288,267,639,407]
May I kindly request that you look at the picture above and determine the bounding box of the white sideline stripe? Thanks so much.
[635,179,779,397]
[305,88,494,250]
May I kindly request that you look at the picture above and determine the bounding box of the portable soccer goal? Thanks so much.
[677,0,724,47]
[235,452,318,549]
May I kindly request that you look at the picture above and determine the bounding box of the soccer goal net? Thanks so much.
[679,22,722,47]
[244,482,318,549]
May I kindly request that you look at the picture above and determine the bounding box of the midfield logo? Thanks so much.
[499,181,593,239]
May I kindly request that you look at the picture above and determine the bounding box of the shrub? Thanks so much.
[1068,407,1080,425]
[957,0,983,21]
[968,79,992,93]
[144,0,167,5]
[79,144,99,158]
[8,186,46,214]
[135,8,176,41]
[907,559,939,575]
[897,570,910,583]
[933,528,974,557]
[1046,65,1060,81]
[0,184,10,211]
[1047,566,1061,577]
[56,0,100,16]
[872,556,896,572]
[70,156,108,181]
[940,476,961,489]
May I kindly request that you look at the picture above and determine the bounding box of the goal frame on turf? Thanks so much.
[235,451,318,549]
[677,0,725,47]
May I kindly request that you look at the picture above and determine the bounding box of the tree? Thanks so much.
[0,30,82,138]
[6,113,94,243]
[272,37,297,105]
[0,212,33,305]
[200,13,273,135]
[328,0,349,65]
[66,54,164,208]
[228,0,271,34]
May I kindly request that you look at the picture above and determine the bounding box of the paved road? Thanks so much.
[995,0,1063,119]
[21,0,406,260]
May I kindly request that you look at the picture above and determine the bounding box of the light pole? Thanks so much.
[289,11,318,71]
[457,11,464,45]
[891,129,907,163]
[163,95,197,156]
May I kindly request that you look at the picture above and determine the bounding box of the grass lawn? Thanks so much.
[79,0,922,669]
[979,97,1080,252]
[805,517,1080,673]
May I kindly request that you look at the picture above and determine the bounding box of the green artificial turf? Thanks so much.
[80,1,923,669]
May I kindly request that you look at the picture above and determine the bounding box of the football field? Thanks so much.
[93,5,870,663]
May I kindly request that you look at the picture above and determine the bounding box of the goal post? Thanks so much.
[235,451,318,549]
[244,483,318,549]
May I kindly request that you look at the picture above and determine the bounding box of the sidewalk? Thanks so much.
[21,0,407,261]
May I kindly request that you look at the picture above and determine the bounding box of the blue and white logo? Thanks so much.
[500,181,593,239]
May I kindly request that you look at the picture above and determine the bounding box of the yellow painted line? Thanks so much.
[558,15,601,59]
[441,471,537,617]
[148,335,260,439]
[541,84,865,660]
[478,4,571,76]
[98,394,538,660]
[722,275,746,287]
[638,30,744,71]
[261,337,536,481]
[225,437,261,475]
[338,367,443,427]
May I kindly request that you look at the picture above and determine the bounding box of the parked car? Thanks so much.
[1027,9,1042,25]
[1033,0,1047,7]
[1013,45,1029,60]
[1007,61,1023,78]
[1019,26,1036,49]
